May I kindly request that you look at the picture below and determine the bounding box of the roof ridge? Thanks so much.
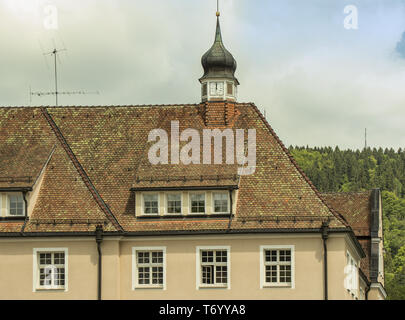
[40,107,123,232]
[249,103,349,228]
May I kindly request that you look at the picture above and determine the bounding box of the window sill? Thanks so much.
[133,285,164,290]
[35,288,66,292]
[199,284,229,289]
[262,283,292,288]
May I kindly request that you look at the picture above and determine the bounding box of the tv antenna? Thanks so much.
[30,47,99,106]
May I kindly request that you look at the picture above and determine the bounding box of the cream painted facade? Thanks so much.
[0,233,369,300]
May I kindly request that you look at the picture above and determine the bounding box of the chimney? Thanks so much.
[202,101,239,127]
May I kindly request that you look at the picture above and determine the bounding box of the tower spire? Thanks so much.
[199,0,239,102]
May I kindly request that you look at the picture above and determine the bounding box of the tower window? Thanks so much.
[227,82,233,95]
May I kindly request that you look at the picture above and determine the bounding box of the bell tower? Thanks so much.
[199,4,239,103]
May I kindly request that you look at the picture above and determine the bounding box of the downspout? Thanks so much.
[321,222,329,300]
[365,285,370,300]
[20,191,29,235]
[227,189,233,231]
[95,225,103,301]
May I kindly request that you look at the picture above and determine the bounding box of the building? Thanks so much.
[0,10,386,300]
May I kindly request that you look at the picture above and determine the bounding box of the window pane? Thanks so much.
[152,266,164,285]
[202,266,213,284]
[279,250,291,262]
[265,250,277,262]
[213,193,228,213]
[143,194,159,214]
[201,251,214,263]
[54,253,65,265]
[191,194,205,213]
[280,265,291,283]
[215,250,227,263]
[152,251,163,264]
[138,267,150,284]
[167,194,182,214]
[265,265,277,283]
[215,266,228,284]
[9,195,24,216]
[138,251,150,264]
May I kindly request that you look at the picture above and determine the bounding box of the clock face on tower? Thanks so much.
[210,82,224,96]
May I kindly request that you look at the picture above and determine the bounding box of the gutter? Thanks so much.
[0,187,32,192]
[1,227,354,238]
[95,226,103,301]
[321,222,329,300]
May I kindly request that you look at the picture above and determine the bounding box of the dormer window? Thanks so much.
[190,193,206,214]
[213,192,229,214]
[143,194,159,215]
[167,193,182,215]
[8,194,24,217]
[134,189,236,217]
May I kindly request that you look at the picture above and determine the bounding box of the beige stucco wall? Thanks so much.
[120,234,325,300]
[0,239,99,300]
[0,233,363,300]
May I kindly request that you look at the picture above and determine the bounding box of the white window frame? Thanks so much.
[212,192,230,214]
[33,248,68,292]
[132,246,167,290]
[260,245,295,289]
[345,251,359,298]
[196,246,231,290]
[6,193,25,217]
[165,192,183,215]
[189,192,206,215]
[141,193,160,216]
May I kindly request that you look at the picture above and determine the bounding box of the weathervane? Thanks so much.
[30,46,99,106]
[216,0,220,16]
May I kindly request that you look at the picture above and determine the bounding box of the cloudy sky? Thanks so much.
[1,0,405,150]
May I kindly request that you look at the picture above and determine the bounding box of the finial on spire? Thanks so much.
[216,0,220,17]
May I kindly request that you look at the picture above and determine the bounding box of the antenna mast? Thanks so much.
[365,128,367,149]
[49,48,63,106]
[31,47,99,106]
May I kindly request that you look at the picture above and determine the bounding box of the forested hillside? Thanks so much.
[289,146,405,300]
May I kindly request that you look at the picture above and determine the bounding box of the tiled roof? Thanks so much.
[321,191,373,280]
[0,104,349,234]
[0,108,56,188]
[321,191,372,237]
